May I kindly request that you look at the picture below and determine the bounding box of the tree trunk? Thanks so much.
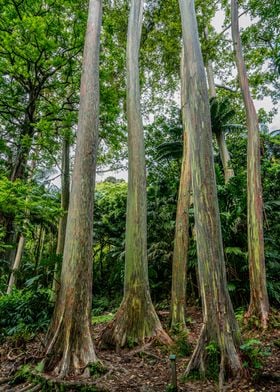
[231,0,269,329]
[6,235,25,294]
[170,48,191,331]
[52,135,70,299]
[100,0,171,349]
[204,28,234,183]
[216,130,234,183]
[179,0,243,384]
[43,0,102,377]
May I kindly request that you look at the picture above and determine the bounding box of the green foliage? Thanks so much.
[171,329,191,357]
[205,342,220,381]
[165,384,177,392]
[0,289,53,342]
[240,339,271,372]
[92,313,114,325]
[88,361,107,378]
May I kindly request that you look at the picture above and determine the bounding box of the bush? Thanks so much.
[0,289,53,341]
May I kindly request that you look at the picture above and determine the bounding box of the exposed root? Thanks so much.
[43,308,97,378]
[29,370,109,391]
[99,294,172,350]
[244,305,269,329]
[185,324,243,385]
[17,384,40,392]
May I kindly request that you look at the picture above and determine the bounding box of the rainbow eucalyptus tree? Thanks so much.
[100,0,170,348]
[204,28,234,183]
[43,0,102,377]
[170,48,191,331]
[231,0,269,328]
[179,0,242,384]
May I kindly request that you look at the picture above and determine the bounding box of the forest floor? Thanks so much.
[0,306,279,391]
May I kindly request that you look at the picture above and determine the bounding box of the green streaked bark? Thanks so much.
[100,0,171,348]
[231,0,269,329]
[179,0,242,385]
[170,48,191,331]
[43,0,102,377]
[204,27,234,183]
[52,134,70,300]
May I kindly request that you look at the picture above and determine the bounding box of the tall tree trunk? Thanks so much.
[204,28,234,183]
[43,0,102,377]
[170,48,191,331]
[231,0,269,329]
[6,235,25,294]
[179,0,242,384]
[100,0,171,349]
[52,135,70,299]
[34,225,45,276]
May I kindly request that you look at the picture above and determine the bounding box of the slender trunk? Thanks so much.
[6,236,25,294]
[170,48,191,330]
[43,0,102,377]
[100,0,171,349]
[34,226,45,276]
[216,131,234,183]
[56,136,70,255]
[231,0,269,329]
[52,135,70,298]
[179,0,242,384]
[204,28,234,183]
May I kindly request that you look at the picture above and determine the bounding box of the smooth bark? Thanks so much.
[204,28,234,183]
[170,49,191,330]
[52,135,70,299]
[44,0,102,377]
[100,0,170,348]
[179,0,242,384]
[6,235,25,294]
[231,0,269,328]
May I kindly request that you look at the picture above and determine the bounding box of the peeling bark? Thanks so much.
[179,0,243,383]
[231,0,269,329]
[100,0,171,348]
[43,0,102,377]
[170,48,191,331]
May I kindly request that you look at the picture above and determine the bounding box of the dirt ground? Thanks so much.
[0,307,279,391]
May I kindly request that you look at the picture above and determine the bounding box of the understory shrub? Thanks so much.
[0,289,53,342]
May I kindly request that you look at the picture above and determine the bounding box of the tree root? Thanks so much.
[185,325,243,389]
[28,369,109,391]
[244,305,269,330]
[99,297,172,349]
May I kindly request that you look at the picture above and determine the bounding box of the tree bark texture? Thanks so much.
[52,135,70,299]
[204,28,234,183]
[170,48,191,331]
[231,0,269,329]
[6,235,25,294]
[100,0,171,349]
[179,0,242,384]
[44,0,102,377]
